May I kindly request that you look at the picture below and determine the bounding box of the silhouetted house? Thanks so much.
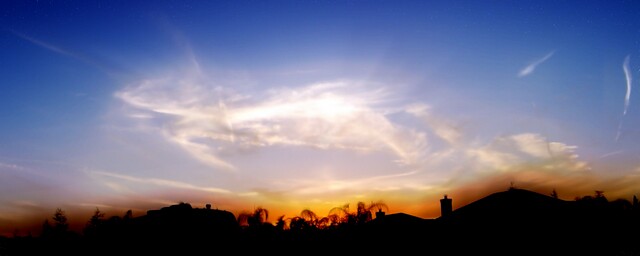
[432,188,640,255]
[439,188,568,224]
[440,194,452,217]
[375,208,385,219]
[139,202,240,244]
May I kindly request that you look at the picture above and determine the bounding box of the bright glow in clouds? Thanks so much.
[114,65,590,186]
[116,72,429,170]
[518,51,555,77]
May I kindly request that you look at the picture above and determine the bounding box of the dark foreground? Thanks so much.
[1,188,639,255]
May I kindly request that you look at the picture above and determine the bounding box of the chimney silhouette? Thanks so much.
[440,194,452,217]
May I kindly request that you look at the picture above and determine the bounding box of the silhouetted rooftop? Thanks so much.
[438,188,568,222]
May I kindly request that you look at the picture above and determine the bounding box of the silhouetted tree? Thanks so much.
[41,219,53,238]
[288,216,311,232]
[84,208,105,237]
[355,201,388,224]
[327,201,389,227]
[123,209,133,220]
[300,209,318,225]
[296,209,332,229]
[238,207,269,228]
[328,203,351,226]
[356,202,372,224]
[317,217,331,229]
[369,200,389,214]
[275,215,287,231]
[551,189,558,199]
[52,208,68,233]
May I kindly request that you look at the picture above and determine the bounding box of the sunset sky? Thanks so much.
[2,0,640,235]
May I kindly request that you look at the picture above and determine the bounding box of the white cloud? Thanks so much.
[0,162,25,171]
[116,72,430,170]
[284,170,419,195]
[405,103,462,146]
[623,55,632,116]
[12,31,74,57]
[112,64,592,199]
[518,51,555,77]
[617,55,633,141]
[467,133,588,173]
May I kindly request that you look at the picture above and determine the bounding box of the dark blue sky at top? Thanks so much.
[2,0,640,160]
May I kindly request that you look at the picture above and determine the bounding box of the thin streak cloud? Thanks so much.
[518,51,555,77]
[0,162,25,171]
[285,170,419,195]
[92,171,232,194]
[599,150,624,159]
[11,31,75,57]
[10,31,123,76]
[623,55,632,116]
[616,55,633,141]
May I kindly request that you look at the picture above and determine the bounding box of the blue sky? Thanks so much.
[1,0,640,235]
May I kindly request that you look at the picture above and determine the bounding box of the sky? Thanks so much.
[2,0,640,235]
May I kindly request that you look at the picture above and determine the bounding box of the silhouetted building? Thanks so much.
[440,195,452,217]
[375,209,385,219]
[206,204,211,210]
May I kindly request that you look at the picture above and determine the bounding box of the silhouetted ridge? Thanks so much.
[441,188,568,223]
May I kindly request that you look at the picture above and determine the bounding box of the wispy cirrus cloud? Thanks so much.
[92,170,231,194]
[518,51,555,77]
[115,69,430,171]
[111,60,597,218]
[623,55,632,116]
[11,31,76,57]
[616,55,633,141]
[0,161,26,171]
[405,103,462,146]
[10,31,121,75]
[467,133,588,174]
